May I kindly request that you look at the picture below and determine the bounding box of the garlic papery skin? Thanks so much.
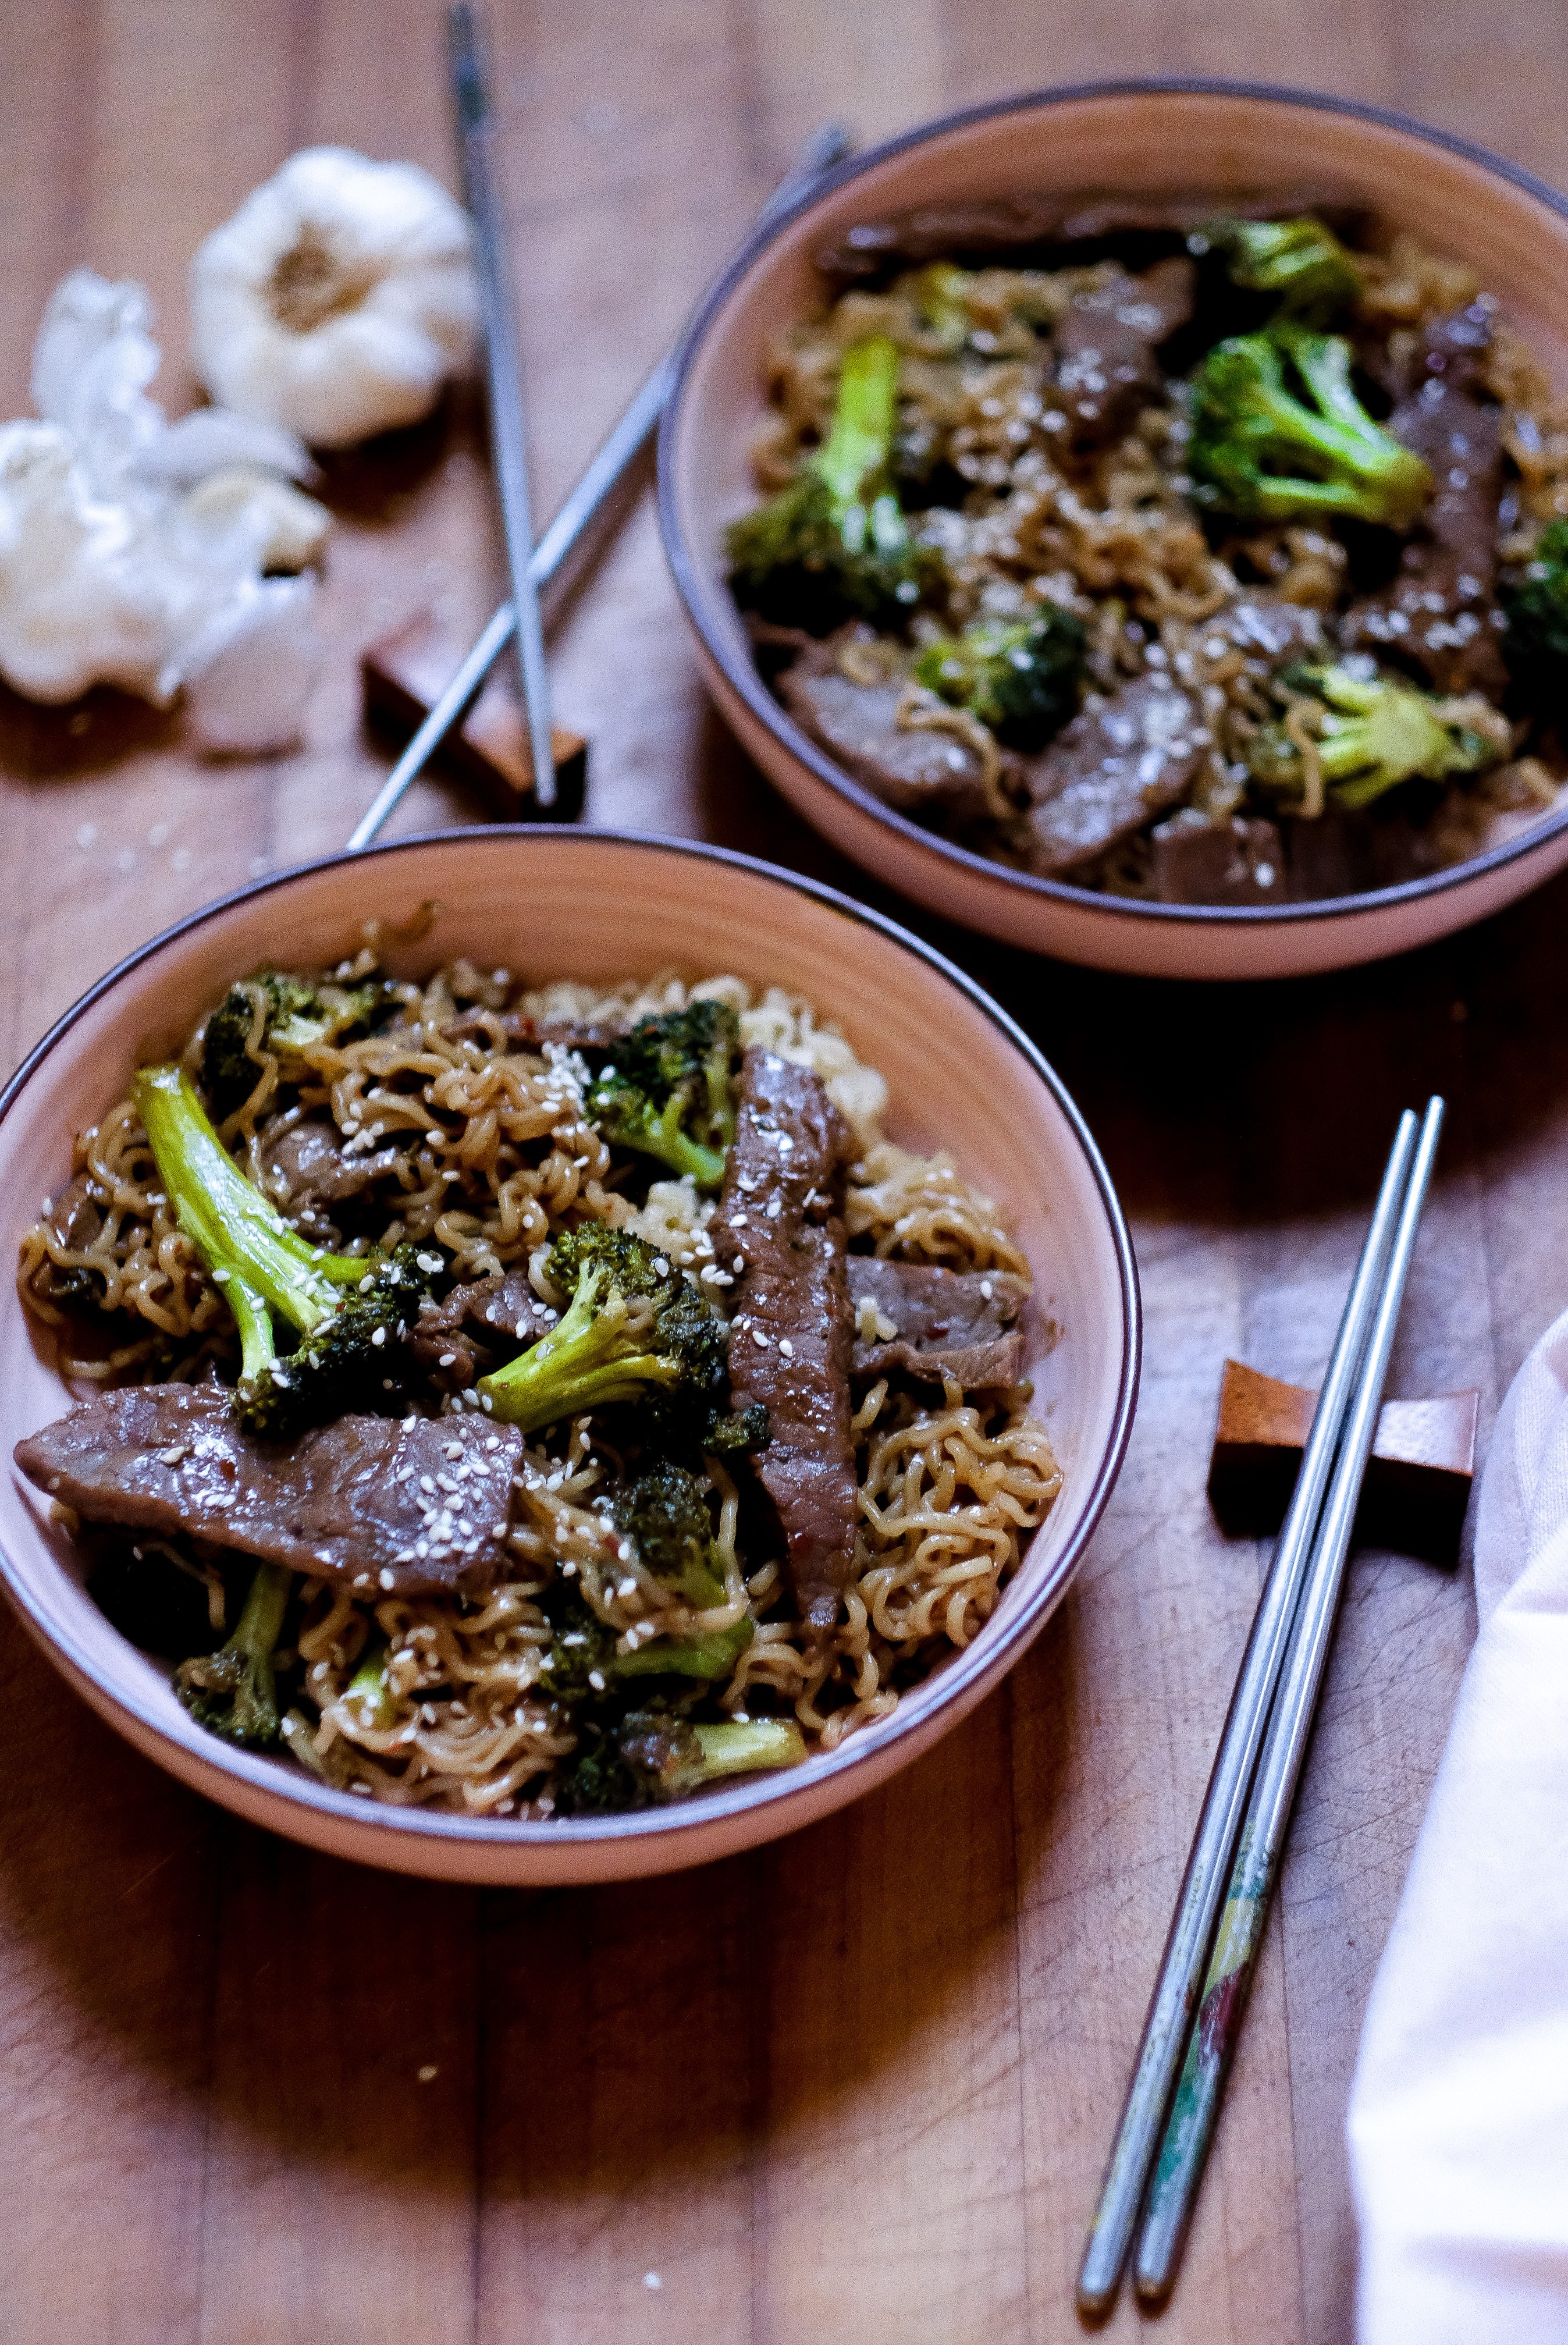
[190,147,479,448]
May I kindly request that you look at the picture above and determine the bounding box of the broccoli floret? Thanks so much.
[535,1465,750,1697]
[134,1064,440,1436]
[609,1461,721,1603]
[202,968,393,1121]
[912,607,1087,750]
[606,1461,753,1678]
[1247,662,1500,809]
[1188,327,1431,528]
[477,1225,761,1451]
[586,1001,738,1187]
[1200,215,1361,321]
[1502,518,1568,709]
[554,1707,806,1814]
[248,1244,435,1437]
[726,334,943,633]
[175,1558,291,1747]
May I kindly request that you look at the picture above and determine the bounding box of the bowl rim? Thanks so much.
[657,75,1568,933]
[0,825,1141,1854]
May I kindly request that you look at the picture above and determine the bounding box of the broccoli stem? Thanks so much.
[346,1632,397,1729]
[644,1099,726,1189]
[615,1615,754,1681]
[136,1065,371,1334]
[176,1558,291,1747]
[815,335,901,510]
[236,1558,292,1664]
[687,1719,806,1781]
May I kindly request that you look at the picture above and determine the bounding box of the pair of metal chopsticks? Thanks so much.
[1078,1096,1446,2314]
[447,3,556,811]
[346,111,854,851]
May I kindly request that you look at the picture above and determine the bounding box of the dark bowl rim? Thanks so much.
[657,76,1568,933]
[0,825,1141,1856]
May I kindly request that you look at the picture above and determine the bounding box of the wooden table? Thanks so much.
[2,6,1563,2339]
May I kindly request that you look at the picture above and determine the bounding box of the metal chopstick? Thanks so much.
[448,2,557,809]
[346,118,853,852]
[1134,1094,1446,2303]
[1075,1106,1422,2316]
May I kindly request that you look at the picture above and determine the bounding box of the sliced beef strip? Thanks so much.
[1053,257,1195,445]
[1342,305,1507,696]
[1280,804,1454,900]
[778,630,995,825]
[1151,811,1286,905]
[259,1115,405,1213]
[1022,673,1206,875]
[1206,598,1326,662]
[406,1270,558,1390]
[15,1386,526,1600]
[815,190,1363,289]
[848,1257,1029,1389]
[719,1049,856,1633]
[440,1008,631,1053]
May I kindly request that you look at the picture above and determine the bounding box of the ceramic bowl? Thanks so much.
[659,80,1568,980]
[0,831,1137,1885]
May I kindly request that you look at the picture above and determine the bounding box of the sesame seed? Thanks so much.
[588,1669,606,1692]
[752,1327,770,1348]
[371,1326,387,1347]
[779,1338,793,1356]
[379,1568,395,1590]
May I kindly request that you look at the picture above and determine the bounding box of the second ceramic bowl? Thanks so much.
[660,80,1568,979]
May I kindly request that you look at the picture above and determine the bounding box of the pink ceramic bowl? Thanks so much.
[660,80,1568,979]
[0,830,1137,1885]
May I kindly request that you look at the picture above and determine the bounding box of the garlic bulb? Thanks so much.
[0,269,328,748]
[189,147,479,448]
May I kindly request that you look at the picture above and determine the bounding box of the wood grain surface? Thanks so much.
[0,6,1562,2340]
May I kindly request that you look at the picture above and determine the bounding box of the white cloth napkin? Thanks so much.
[1349,1306,1568,2342]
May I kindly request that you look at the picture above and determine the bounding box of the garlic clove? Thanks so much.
[0,421,176,704]
[178,467,330,573]
[190,146,479,448]
[145,406,314,489]
[179,573,320,755]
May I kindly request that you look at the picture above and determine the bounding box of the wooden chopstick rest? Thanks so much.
[1207,1358,1478,1562]
[361,610,587,822]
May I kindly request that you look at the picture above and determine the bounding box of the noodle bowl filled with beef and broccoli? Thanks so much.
[662,87,1568,973]
[12,929,1069,1824]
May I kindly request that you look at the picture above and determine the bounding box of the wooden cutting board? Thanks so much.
[0,4,1559,2340]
